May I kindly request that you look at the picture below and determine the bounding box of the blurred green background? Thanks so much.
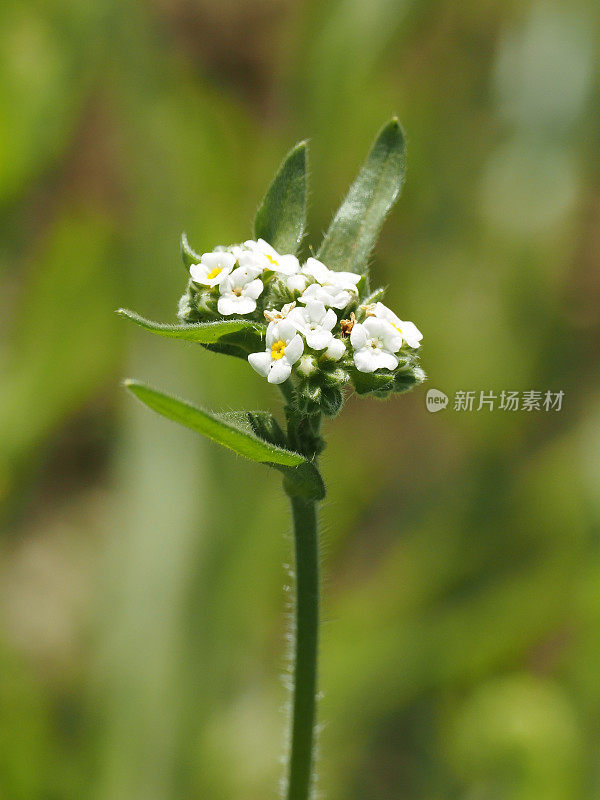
[1,0,599,797]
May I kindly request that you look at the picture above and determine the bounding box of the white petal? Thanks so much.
[266,320,278,346]
[243,279,264,300]
[202,251,236,270]
[298,283,323,303]
[189,263,207,283]
[234,296,257,314]
[217,295,237,316]
[329,289,353,309]
[275,254,300,275]
[268,360,292,384]
[284,334,304,364]
[350,322,367,349]
[333,270,361,287]
[248,351,272,377]
[372,351,399,370]
[373,302,398,324]
[381,326,403,353]
[256,238,278,258]
[400,319,423,348]
[323,308,337,331]
[302,257,330,284]
[305,300,326,324]
[237,251,264,275]
[353,348,378,373]
[277,319,297,342]
[287,306,308,326]
[288,274,309,293]
[323,338,346,361]
[306,329,333,350]
[354,348,398,372]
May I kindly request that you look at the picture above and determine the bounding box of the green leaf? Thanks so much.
[180,232,201,269]
[254,141,307,255]
[317,118,406,275]
[124,381,305,467]
[117,308,265,344]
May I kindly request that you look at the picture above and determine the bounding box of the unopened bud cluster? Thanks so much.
[179,237,424,414]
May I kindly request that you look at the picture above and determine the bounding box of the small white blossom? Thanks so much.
[301,257,362,291]
[239,238,300,276]
[190,251,236,287]
[298,281,354,310]
[288,300,337,350]
[217,266,263,316]
[323,338,346,361]
[366,302,423,348]
[297,257,361,309]
[248,319,304,384]
[350,317,403,373]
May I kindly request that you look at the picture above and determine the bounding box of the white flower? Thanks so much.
[297,257,362,309]
[190,251,236,287]
[298,281,354,310]
[239,238,300,276]
[323,338,346,361]
[350,317,403,373]
[217,266,263,316]
[288,300,337,350]
[248,319,304,384]
[366,302,423,348]
[301,257,361,291]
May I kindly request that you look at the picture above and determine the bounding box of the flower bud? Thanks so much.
[322,338,346,361]
[297,355,318,377]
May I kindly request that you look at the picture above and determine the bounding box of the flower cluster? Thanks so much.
[178,238,424,413]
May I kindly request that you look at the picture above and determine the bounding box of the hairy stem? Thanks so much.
[286,494,319,800]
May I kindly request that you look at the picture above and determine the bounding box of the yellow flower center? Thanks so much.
[265,253,278,266]
[206,266,222,280]
[271,340,286,360]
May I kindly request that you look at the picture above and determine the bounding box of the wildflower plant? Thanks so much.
[119,119,424,800]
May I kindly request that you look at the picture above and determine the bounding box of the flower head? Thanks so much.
[239,239,300,276]
[190,251,236,287]
[350,317,403,373]
[248,319,304,384]
[217,266,264,316]
[366,302,423,348]
[297,258,361,309]
[288,300,337,350]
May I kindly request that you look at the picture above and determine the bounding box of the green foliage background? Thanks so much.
[1,0,599,797]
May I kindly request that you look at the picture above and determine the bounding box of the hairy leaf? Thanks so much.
[254,141,307,255]
[317,118,406,275]
[124,381,305,466]
[117,308,265,344]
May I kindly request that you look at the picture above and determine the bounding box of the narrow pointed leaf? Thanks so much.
[180,232,202,269]
[124,381,305,466]
[317,118,406,274]
[117,308,265,344]
[254,141,307,255]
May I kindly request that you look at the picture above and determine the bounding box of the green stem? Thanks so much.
[286,494,319,800]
